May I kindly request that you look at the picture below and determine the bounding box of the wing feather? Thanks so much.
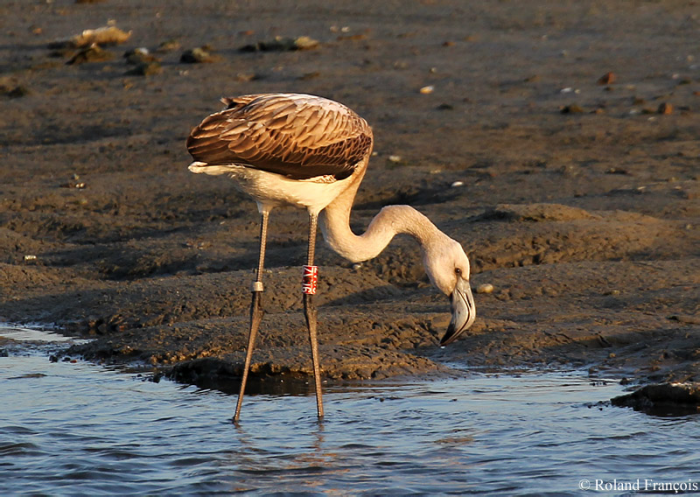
[187,94,373,180]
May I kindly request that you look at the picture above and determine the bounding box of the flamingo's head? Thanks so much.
[423,236,476,345]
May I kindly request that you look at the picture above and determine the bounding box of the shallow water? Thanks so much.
[1,326,699,496]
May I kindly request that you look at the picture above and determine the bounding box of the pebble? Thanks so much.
[419,85,434,94]
[388,155,402,163]
[451,181,464,187]
[293,36,320,50]
[180,47,215,63]
[598,72,616,85]
[476,283,494,294]
[658,102,673,114]
[561,104,584,114]
[435,103,454,110]
[124,47,159,65]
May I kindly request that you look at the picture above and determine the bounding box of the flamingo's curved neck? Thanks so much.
[319,171,442,262]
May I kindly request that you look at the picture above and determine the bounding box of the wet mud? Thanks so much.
[1,1,698,392]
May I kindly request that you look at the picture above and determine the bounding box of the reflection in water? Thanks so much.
[1,326,699,495]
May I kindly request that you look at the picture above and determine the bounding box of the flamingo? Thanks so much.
[187,93,476,421]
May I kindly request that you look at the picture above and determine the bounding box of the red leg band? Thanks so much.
[302,265,318,294]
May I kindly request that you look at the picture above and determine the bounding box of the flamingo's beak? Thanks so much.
[440,278,476,346]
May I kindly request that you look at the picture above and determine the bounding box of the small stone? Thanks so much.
[476,283,494,294]
[419,85,434,94]
[24,254,37,261]
[126,61,162,76]
[658,102,673,114]
[124,47,159,65]
[387,155,402,163]
[61,179,86,188]
[352,263,362,271]
[598,72,616,85]
[181,47,211,63]
[450,181,464,187]
[561,104,584,114]
[293,36,319,50]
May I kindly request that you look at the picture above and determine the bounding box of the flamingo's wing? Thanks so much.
[187,94,373,180]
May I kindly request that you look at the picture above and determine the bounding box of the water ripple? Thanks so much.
[2,329,700,495]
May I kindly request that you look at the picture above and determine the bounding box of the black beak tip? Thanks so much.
[439,327,459,347]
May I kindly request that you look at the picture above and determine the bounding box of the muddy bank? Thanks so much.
[1,1,698,391]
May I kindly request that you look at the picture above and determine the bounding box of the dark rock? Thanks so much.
[598,72,616,85]
[180,47,215,63]
[611,383,700,415]
[658,102,673,115]
[436,103,454,110]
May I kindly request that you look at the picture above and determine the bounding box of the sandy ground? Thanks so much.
[1,1,698,392]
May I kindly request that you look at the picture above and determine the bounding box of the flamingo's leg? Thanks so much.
[303,212,324,420]
[233,208,270,422]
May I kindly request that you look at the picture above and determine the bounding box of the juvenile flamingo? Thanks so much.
[187,93,476,421]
